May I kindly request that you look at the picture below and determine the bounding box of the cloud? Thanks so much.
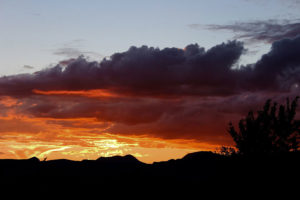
[22,96,177,125]
[54,47,102,59]
[241,35,300,90]
[53,39,103,60]
[199,19,300,43]
[1,37,300,147]
[241,0,300,15]
[54,47,84,58]
[2,36,300,98]
[23,65,35,70]
[0,41,245,97]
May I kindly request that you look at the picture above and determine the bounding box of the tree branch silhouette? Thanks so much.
[228,97,300,155]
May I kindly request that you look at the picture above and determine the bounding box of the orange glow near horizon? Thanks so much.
[0,91,228,163]
[0,131,216,163]
[0,113,218,163]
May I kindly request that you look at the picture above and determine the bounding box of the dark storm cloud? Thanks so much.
[98,42,244,96]
[241,35,300,90]
[1,36,300,98]
[0,41,245,97]
[201,19,300,43]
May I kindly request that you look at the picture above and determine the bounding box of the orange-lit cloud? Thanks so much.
[0,117,213,163]
[33,89,120,98]
[0,96,23,107]
[0,110,216,163]
[1,38,300,162]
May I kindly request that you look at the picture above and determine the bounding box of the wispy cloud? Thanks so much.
[196,19,300,43]
[23,65,35,70]
[53,39,103,59]
[244,0,300,8]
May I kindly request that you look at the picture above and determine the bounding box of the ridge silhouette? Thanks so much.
[1,151,299,186]
[0,152,299,197]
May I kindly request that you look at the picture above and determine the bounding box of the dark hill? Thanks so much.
[0,151,299,191]
[182,151,223,161]
[96,154,143,165]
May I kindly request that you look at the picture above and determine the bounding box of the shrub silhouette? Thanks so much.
[216,146,237,156]
[228,97,300,155]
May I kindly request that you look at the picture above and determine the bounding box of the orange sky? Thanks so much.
[0,88,287,163]
[0,95,220,163]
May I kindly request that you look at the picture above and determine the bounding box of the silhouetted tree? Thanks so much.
[216,146,237,156]
[228,97,300,155]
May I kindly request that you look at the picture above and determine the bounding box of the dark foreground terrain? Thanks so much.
[0,151,299,192]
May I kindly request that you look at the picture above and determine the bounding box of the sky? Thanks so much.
[0,0,300,163]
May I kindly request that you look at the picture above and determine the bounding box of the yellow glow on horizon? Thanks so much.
[0,110,222,163]
[0,129,217,163]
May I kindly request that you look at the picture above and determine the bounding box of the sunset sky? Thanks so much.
[1,0,300,163]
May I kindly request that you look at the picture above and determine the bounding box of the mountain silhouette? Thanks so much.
[181,151,222,161]
[0,151,299,192]
[96,154,143,165]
